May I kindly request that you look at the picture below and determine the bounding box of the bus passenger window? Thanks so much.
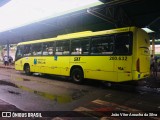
[48,47,54,55]
[56,41,70,55]
[91,36,113,55]
[81,39,90,55]
[15,46,24,60]
[42,42,55,55]
[71,38,90,55]
[17,50,22,56]
[23,45,32,56]
[32,43,42,56]
[114,34,131,55]
[71,39,82,55]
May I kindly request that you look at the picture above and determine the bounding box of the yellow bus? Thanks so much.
[15,27,150,83]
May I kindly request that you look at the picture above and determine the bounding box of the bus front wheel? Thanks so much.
[71,68,84,84]
[24,64,32,75]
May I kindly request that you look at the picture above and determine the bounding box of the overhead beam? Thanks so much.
[88,0,142,27]
[87,5,132,27]
[99,0,140,5]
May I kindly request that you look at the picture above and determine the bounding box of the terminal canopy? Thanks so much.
[0,0,103,32]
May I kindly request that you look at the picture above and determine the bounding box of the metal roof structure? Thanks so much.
[0,0,160,45]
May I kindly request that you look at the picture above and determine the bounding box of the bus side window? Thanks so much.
[91,38,101,54]
[56,41,70,55]
[71,39,82,55]
[23,45,32,56]
[91,36,113,55]
[42,42,55,55]
[114,34,131,55]
[71,38,90,55]
[15,45,24,60]
[42,43,48,55]
[81,39,90,55]
[32,43,42,56]
[103,37,114,54]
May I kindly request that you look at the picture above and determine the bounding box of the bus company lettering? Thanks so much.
[37,59,46,64]
[74,57,81,61]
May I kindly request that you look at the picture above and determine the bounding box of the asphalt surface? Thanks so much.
[0,64,19,111]
[0,63,160,120]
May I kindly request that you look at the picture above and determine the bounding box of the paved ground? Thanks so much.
[0,99,21,111]
[0,62,160,120]
[0,63,19,111]
[0,62,14,69]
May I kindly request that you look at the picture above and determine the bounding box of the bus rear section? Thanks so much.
[133,28,150,80]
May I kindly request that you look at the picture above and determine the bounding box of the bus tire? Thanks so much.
[24,64,32,75]
[71,68,84,84]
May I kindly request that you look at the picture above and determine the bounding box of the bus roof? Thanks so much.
[17,26,136,45]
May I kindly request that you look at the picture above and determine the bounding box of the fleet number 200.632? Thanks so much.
[109,56,127,61]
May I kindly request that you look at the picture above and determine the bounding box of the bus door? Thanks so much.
[114,33,133,82]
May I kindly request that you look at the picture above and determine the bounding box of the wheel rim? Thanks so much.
[72,68,83,83]
[73,72,81,81]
